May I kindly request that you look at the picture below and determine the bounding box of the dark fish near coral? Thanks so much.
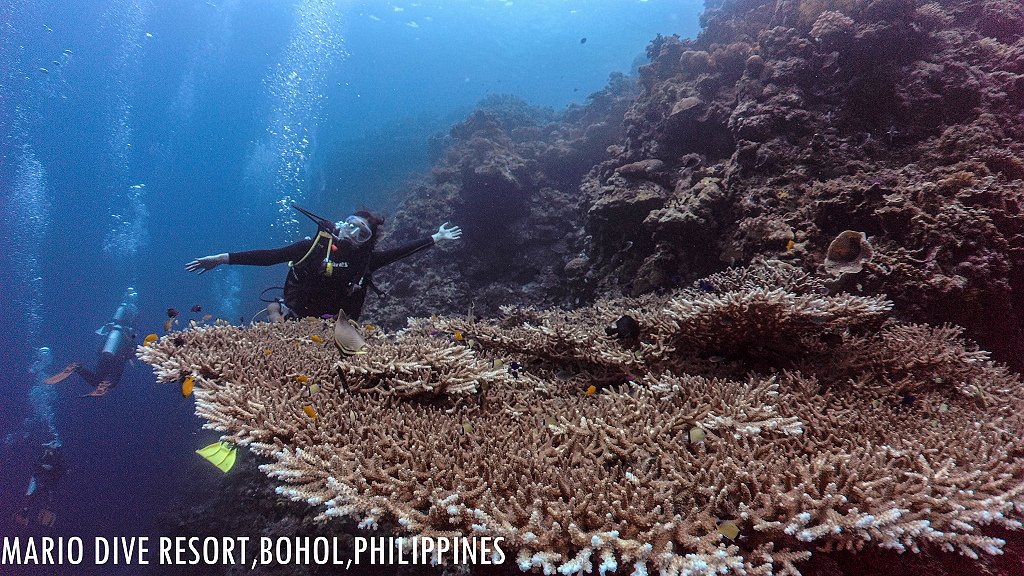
[167,307,179,318]
[698,279,717,293]
[605,315,640,340]
[580,37,587,44]
[191,304,203,313]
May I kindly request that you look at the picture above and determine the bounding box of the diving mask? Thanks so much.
[334,215,373,246]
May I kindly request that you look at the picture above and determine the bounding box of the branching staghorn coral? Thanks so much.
[140,264,1024,576]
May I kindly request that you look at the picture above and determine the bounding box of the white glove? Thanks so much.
[185,253,229,274]
[432,222,462,243]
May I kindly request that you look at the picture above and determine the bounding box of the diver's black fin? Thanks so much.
[291,204,335,234]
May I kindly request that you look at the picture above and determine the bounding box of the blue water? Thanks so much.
[0,0,700,571]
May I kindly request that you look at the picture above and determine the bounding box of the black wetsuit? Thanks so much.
[229,236,434,320]
[77,352,128,388]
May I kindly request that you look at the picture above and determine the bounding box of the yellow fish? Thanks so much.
[264,348,273,357]
[785,239,795,251]
[310,334,323,344]
[302,404,318,419]
[431,314,438,322]
[585,385,597,395]
[718,522,740,540]
[295,375,309,383]
[143,334,158,347]
[182,376,195,398]
[454,330,464,342]
[493,359,503,368]
[364,324,376,332]
[689,426,707,443]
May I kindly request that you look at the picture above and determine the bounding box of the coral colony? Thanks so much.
[143,0,1024,574]
[141,261,1024,576]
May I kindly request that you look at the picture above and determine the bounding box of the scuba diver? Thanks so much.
[15,438,66,528]
[185,205,461,354]
[45,287,139,397]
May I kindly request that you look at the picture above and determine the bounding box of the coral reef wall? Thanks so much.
[367,0,1024,371]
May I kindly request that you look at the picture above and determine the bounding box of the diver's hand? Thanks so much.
[432,222,462,243]
[185,253,229,274]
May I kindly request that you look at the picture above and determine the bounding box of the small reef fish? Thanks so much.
[364,324,377,332]
[310,335,323,343]
[201,313,213,322]
[321,313,333,320]
[295,374,309,383]
[585,385,597,395]
[493,359,503,369]
[302,405,318,419]
[143,333,158,346]
[689,426,707,444]
[717,522,740,540]
[462,421,473,434]
[182,376,195,398]
[163,318,174,332]
[189,320,197,329]
[605,315,640,340]
[264,348,273,356]
[191,304,202,313]
[580,37,587,44]
[698,279,717,293]
[454,330,464,342]
[308,384,320,395]
[166,308,179,318]
[786,239,795,251]
[431,314,438,322]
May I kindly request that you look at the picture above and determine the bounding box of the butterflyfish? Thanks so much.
[689,426,707,443]
[585,385,597,395]
[454,330,464,342]
[264,348,273,356]
[310,335,323,343]
[462,421,473,434]
[182,376,195,397]
[295,374,309,383]
[143,333,158,346]
[302,405,318,419]
[364,324,377,332]
[308,384,321,395]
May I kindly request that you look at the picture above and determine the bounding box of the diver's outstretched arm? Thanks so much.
[185,253,228,274]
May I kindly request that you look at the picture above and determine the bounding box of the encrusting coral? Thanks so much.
[140,262,1024,576]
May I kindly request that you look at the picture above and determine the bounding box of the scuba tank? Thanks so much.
[97,287,139,360]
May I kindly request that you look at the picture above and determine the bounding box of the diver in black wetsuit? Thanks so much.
[185,209,462,321]
[15,439,67,527]
[45,288,139,397]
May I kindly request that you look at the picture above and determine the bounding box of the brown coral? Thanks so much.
[141,263,1024,576]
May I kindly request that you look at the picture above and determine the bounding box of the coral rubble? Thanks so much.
[142,262,1024,575]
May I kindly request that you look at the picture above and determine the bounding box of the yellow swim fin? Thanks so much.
[196,441,237,473]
